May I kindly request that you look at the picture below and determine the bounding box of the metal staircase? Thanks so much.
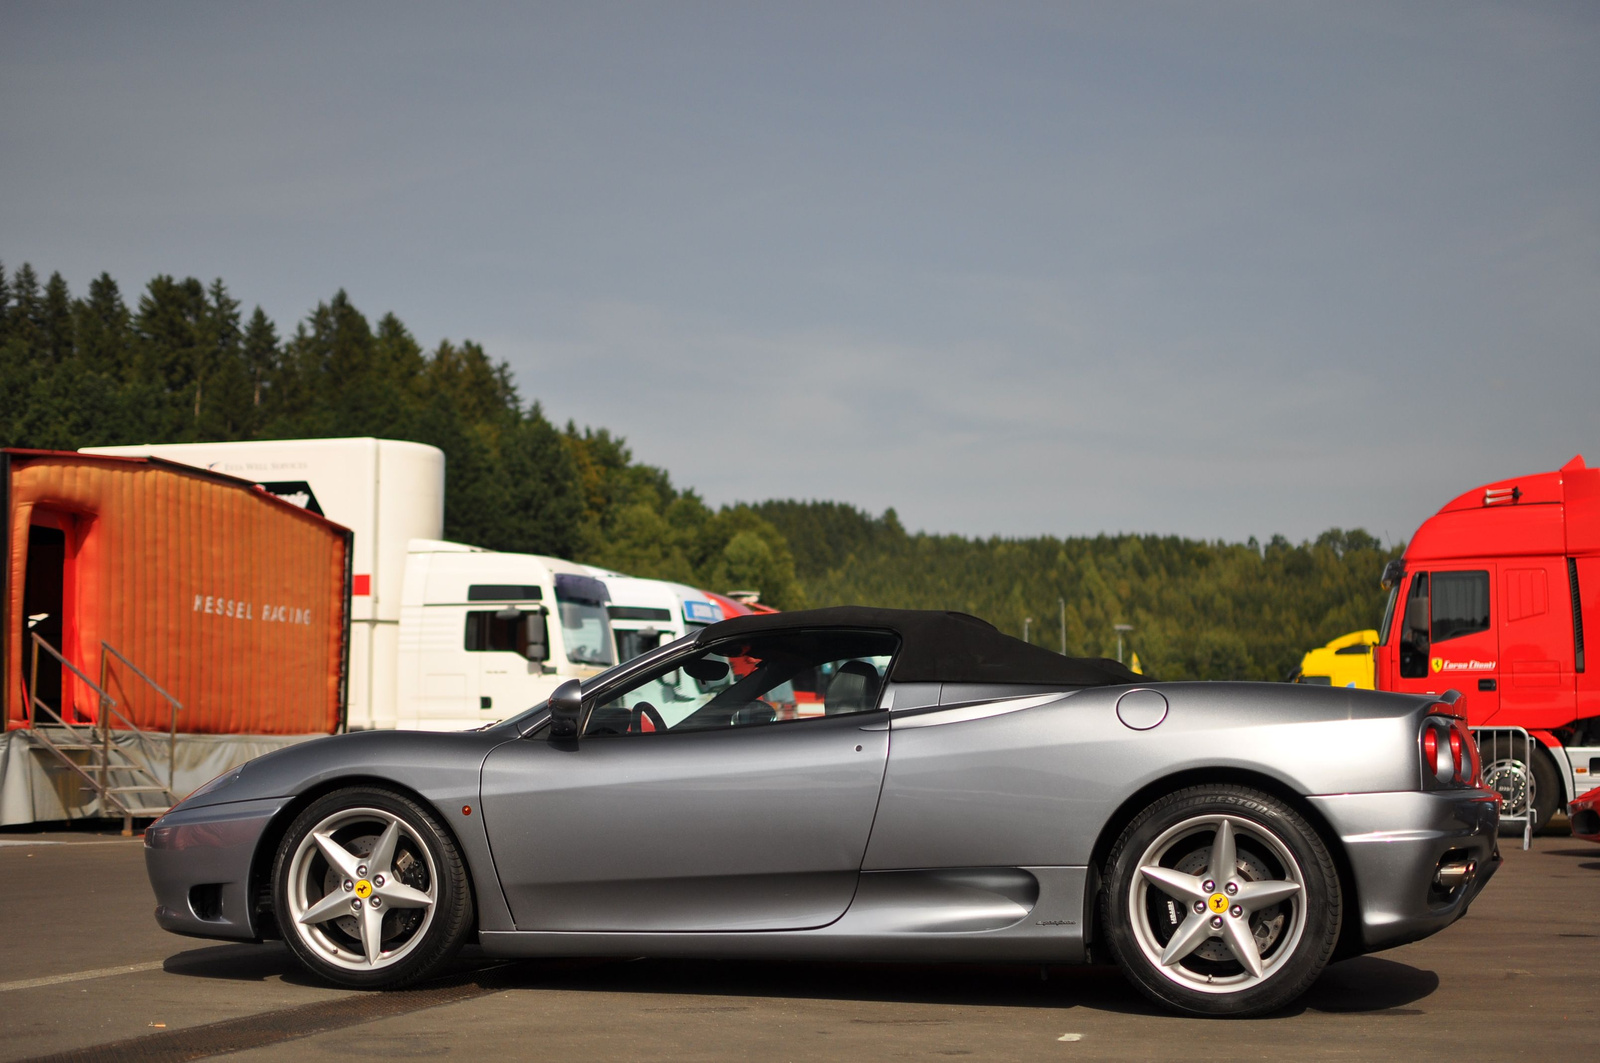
[22,633,182,835]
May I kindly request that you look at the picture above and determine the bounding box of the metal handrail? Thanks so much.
[29,632,117,711]
[1475,725,1538,851]
[24,696,136,818]
[27,634,137,824]
[29,634,165,791]
[26,634,178,831]
[30,632,118,795]
[101,641,183,790]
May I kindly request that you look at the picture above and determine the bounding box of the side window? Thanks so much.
[582,630,900,737]
[609,606,674,664]
[465,608,549,660]
[1432,571,1490,642]
[615,629,662,662]
[1399,573,1430,679]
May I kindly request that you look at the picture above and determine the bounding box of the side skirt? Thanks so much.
[480,866,1087,964]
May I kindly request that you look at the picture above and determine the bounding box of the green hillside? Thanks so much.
[752,501,1397,681]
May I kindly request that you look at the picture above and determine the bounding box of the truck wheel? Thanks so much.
[1484,745,1563,836]
[273,786,474,988]
[1531,747,1563,835]
[1101,784,1341,1018]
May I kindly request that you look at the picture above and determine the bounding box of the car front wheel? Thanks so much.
[273,786,473,988]
[1101,784,1341,1017]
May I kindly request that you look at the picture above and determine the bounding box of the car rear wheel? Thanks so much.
[273,786,473,988]
[1101,784,1341,1017]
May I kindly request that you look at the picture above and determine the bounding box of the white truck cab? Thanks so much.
[397,540,616,730]
[583,568,723,664]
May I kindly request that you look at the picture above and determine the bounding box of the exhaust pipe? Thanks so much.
[1434,858,1476,890]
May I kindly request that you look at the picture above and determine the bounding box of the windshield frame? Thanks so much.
[506,632,698,736]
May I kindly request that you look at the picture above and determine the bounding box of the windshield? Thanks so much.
[502,633,697,734]
[1378,584,1399,645]
[559,601,614,666]
[584,630,900,735]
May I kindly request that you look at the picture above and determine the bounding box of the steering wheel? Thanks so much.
[631,702,667,734]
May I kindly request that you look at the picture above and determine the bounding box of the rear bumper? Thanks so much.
[144,796,293,942]
[1308,789,1500,953]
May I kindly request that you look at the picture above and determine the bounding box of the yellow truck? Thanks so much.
[1292,629,1378,689]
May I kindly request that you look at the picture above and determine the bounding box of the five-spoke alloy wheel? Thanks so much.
[1102,784,1341,1017]
[273,787,473,988]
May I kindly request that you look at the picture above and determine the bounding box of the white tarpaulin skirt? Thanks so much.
[0,730,320,826]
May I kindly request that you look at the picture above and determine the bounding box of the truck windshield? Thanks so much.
[554,572,615,667]
[1378,585,1399,645]
[559,601,615,666]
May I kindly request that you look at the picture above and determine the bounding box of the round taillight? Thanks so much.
[1422,726,1438,764]
[1448,729,1465,783]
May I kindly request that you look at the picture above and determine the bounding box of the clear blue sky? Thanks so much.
[4,2,1596,544]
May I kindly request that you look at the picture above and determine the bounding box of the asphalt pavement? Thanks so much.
[2,828,1596,1062]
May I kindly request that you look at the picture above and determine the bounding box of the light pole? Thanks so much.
[1114,623,1133,664]
[1023,617,1033,644]
[1059,598,1066,655]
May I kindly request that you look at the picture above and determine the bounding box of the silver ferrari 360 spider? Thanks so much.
[146,607,1498,1017]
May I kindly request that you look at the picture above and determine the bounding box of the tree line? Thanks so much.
[750,501,1399,682]
[0,261,1397,680]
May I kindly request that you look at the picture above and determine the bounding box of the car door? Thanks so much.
[1391,567,1501,720]
[479,631,896,932]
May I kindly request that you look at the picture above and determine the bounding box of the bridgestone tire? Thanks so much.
[1101,784,1341,1018]
[1531,748,1563,836]
[273,786,474,989]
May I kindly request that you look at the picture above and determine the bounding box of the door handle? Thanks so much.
[1478,679,1496,692]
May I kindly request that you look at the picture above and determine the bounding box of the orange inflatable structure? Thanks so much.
[3,450,351,735]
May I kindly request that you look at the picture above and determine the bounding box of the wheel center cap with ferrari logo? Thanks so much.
[354,880,373,899]
[1208,893,1229,914]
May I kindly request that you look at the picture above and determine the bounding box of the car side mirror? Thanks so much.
[548,679,582,740]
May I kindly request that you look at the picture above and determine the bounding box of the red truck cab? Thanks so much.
[1375,456,1600,827]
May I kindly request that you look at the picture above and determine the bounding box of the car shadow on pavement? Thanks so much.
[159,946,1165,1014]
[481,952,1438,1018]
[488,957,1169,1015]
[157,945,1438,1018]
[1541,848,1600,871]
[162,942,303,983]
[1291,956,1439,1015]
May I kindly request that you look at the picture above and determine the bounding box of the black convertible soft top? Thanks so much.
[695,605,1141,687]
